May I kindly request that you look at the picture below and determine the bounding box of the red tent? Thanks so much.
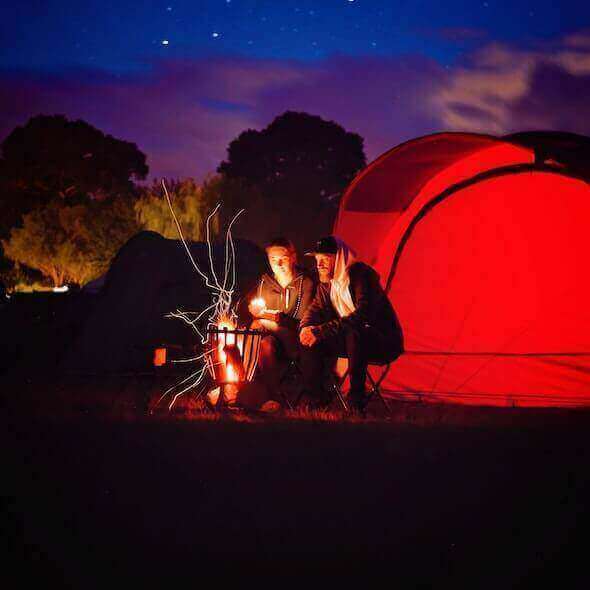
[334,132,590,407]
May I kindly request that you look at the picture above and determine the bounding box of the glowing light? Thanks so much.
[226,363,237,383]
[217,318,237,366]
[152,181,246,411]
[250,297,266,311]
[153,348,167,367]
[212,32,220,38]
[53,285,69,293]
[162,39,169,45]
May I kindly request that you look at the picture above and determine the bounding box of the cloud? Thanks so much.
[435,32,590,136]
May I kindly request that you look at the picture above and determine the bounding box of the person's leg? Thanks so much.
[299,334,346,406]
[298,342,327,403]
[272,326,300,361]
[257,334,284,393]
[237,334,279,409]
[343,327,370,410]
[345,325,402,411]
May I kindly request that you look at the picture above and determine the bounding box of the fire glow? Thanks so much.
[153,180,247,410]
[215,317,245,384]
[250,297,266,311]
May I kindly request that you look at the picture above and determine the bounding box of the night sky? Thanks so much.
[3,1,590,179]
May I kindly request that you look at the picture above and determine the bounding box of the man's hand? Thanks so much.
[299,326,318,347]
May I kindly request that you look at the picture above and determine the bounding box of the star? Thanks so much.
[166,6,172,11]
[161,39,169,45]
[212,32,220,38]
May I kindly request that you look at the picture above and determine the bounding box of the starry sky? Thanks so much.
[2,1,590,179]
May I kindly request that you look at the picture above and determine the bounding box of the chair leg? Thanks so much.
[331,377,349,412]
[367,371,392,416]
[278,360,302,410]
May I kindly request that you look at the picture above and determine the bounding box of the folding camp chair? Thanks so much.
[287,357,355,412]
[277,357,303,410]
[331,358,393,416]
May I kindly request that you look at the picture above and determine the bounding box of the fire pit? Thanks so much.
[205,324,263,408]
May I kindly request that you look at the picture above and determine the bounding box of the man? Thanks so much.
[299,235,403,412]
[238,237,316,409]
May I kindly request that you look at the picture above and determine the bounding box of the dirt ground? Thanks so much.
[3,375,590,587]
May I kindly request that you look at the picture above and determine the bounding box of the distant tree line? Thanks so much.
[0,112,366,290]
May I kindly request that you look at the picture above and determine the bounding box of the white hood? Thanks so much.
[330,237,357,318]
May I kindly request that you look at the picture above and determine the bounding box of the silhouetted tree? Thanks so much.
[0,114,148,239]
[217,111,366,249]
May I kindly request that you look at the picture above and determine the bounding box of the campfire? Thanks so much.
[154,191,266,412]
[205,318,262,407]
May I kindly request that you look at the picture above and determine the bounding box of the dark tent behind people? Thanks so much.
[334,131,590,407]
[61,231,266,374]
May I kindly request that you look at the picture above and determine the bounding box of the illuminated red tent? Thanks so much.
[334,132,590,407]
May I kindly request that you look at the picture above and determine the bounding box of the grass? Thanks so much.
[4,371,590,584]
[5,371,590,431]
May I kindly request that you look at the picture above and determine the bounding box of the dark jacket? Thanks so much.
[241,268,317,331]
[300,261,403,354]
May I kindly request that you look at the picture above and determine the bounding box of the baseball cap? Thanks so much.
[304,235,338,256]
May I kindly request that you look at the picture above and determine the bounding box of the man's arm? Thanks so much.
[312,264,374,341]
[299,283,329,329]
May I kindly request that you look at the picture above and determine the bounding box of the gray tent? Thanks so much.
[62,231,266,373]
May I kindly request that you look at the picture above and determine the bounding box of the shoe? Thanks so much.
[260,400,282,414]
[349,391,369,415]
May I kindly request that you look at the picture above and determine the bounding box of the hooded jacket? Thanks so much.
[300,261,404,356]
[242,268,317,330]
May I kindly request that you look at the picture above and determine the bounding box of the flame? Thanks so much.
[217,317,236,365]
[226,363,237,383]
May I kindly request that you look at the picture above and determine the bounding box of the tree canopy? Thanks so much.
[1,114,148,201]
[2,198,139,287]
[0,114,148,241]
[218,111,365,198]
[217,111,366,249]
[135,178,220,242]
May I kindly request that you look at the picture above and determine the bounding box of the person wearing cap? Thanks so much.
[299,235,403,412]
[237,237,317,410]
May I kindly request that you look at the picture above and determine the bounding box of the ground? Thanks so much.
[3,375,590,587]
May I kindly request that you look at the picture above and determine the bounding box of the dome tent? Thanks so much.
[334,132,590,407]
